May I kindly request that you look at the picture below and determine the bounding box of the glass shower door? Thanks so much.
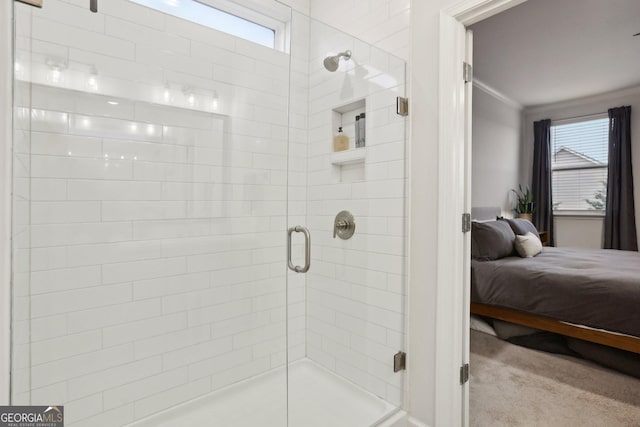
[286,13,408,427]
[11,0,291,425]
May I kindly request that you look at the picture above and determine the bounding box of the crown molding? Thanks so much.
[525,84,640,115]
[444,0,527,25]
[473,78,523,110]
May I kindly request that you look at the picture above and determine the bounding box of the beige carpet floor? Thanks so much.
[470,330,640,426]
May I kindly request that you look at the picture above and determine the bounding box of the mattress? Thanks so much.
[471,246,640,338]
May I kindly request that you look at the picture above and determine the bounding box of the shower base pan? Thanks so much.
[131,358,397,427]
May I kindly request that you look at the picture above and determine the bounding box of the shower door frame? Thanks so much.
[0,0,13,406]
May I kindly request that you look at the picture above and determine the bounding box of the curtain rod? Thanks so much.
[551,111,608,124]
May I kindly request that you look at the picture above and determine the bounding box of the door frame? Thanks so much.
[436,0,527,425]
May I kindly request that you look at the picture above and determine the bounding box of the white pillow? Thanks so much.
[514,232,542,258]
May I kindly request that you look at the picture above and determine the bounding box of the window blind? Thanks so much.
[551,117,609,210]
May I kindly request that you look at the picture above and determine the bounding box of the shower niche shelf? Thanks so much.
[331,148,365,165]
[331,98,366,169]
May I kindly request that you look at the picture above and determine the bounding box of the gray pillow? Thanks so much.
[501,217,540,239]
[471,220,516,261]
[493,320,540,339]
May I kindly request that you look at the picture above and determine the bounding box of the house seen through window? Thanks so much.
[551,116,609,211]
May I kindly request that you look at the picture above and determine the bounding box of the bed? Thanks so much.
[469,209,640,358]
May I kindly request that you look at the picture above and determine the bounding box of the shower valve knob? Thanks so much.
[333,211,355,239]
[333,220,348,237]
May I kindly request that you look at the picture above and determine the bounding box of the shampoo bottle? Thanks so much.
[357,113,366,148]
[333,126,349,151]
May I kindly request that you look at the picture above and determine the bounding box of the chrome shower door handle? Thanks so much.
[287,226,310,273]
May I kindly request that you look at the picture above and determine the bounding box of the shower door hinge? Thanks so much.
[462,213,471,233]
[16,0,43,7]
[396,97,409,116]
[463,62,473,83]
[460,363,470,384]
[393,351,406,372]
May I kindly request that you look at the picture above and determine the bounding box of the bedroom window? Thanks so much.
[551,116,609,212]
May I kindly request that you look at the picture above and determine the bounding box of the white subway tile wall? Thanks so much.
[13,0,297,425]
[303,19,407,406]
[309,0,410,61]
[11,3,35,408]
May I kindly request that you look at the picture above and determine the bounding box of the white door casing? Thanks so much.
[435,11,467,427]
[437,1,526,426]
[461,28,473,427]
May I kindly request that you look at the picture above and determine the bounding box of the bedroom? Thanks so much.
[468,0,640,423]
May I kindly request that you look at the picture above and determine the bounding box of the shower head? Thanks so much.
[323,50,352,72]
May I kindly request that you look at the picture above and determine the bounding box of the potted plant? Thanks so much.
[511,184,534,221]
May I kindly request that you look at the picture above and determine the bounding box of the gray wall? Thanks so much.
[472,85,522,217]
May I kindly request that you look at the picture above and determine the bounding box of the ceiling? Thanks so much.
[470,0,640,107]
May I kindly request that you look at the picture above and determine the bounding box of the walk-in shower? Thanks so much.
[9,0,407,425]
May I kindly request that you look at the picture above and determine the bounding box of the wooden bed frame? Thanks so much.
[471,303,640,354]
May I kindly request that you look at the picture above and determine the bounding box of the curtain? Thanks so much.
[532,119,554,246]
[604,106,637,251]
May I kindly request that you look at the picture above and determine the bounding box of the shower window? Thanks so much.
[130,0,286,50]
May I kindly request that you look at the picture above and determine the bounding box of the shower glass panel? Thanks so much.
[12,0,291,425]
[11,1,407,426]
[286,13,408,426]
